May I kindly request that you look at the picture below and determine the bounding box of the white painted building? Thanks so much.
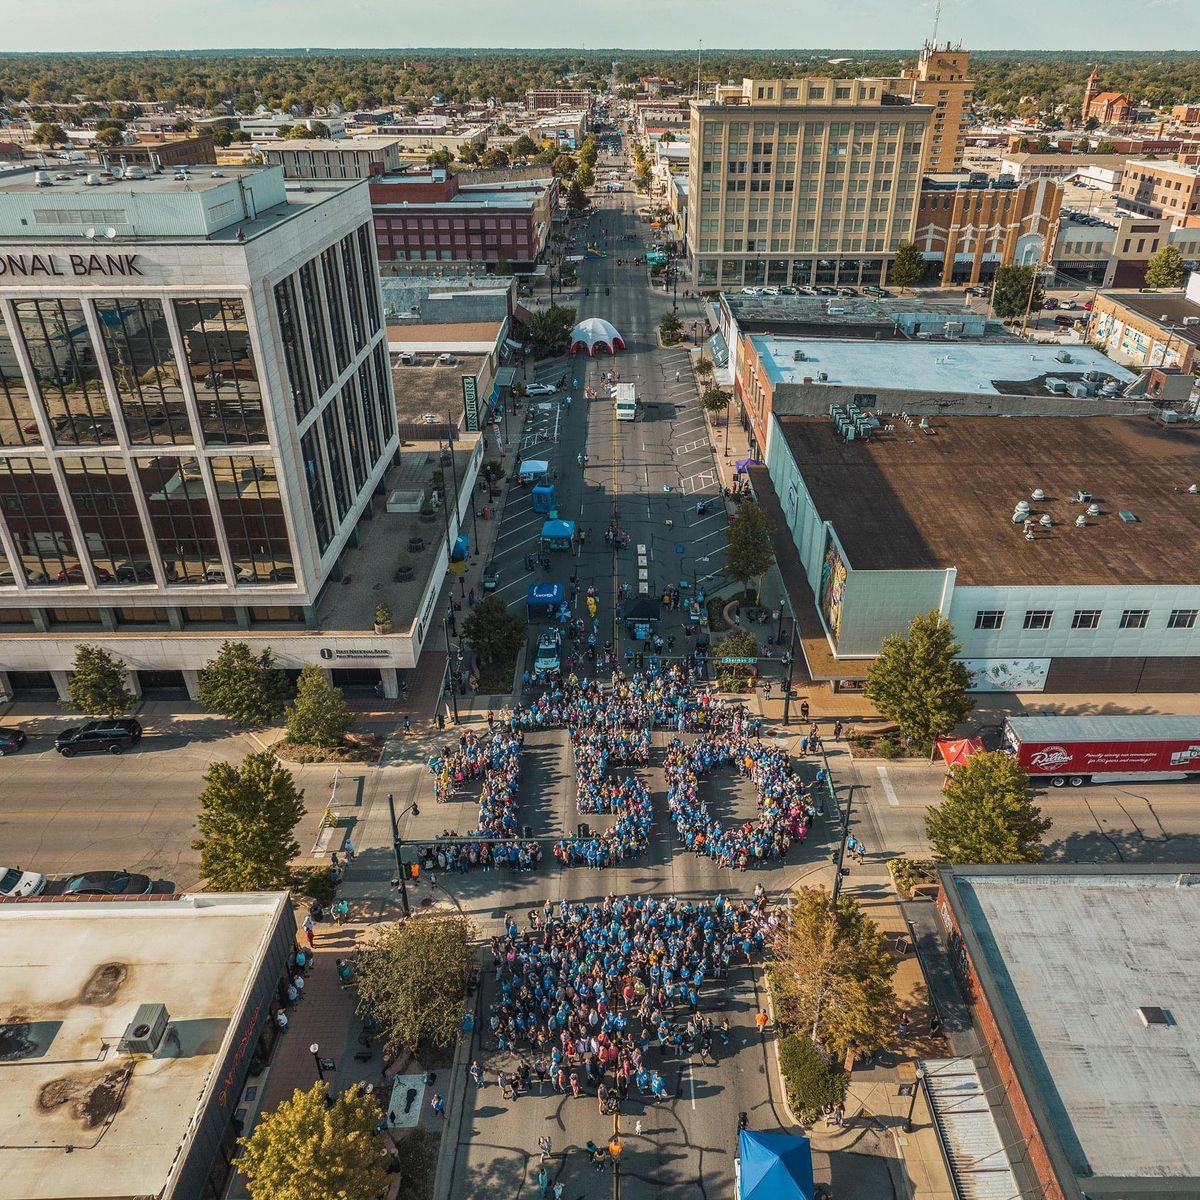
[0,164,460,701]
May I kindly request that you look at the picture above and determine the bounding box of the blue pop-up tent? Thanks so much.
[527,582,565,616]
[531,483,557,514]
[540,519,576,550]
[737,1130,814,1200]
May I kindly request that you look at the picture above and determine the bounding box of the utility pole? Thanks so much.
[442,618,460,724]
[781,616,798,725]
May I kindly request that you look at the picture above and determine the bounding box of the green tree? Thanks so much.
[1144,244,1184,289]
[510,134,538,160]
[33,121,67,146]
[658,130,675,143]
[566,178,589,216]
[456,142,480,164]
[578,136,598,168]
[194,751,305,890]
[94,126,125,147]
[724,500,775,598]
[461,594,526,668]
[715,628,758,692]
[65,644,135,717]
[926,751,1051,864]
[211,125,233,148]
[701,386,730,414]
[237,1082,390,1200]
[634,161,653,191]
[577,162,595,188]
[991,263,1044,320]
[522,302,576,356]
[425,148,453,169]
[770,887,898,1058]
[355,913,477,1055]
[197,641,291,726]
[1034,134,1053,152]
[285,665,351,748]
[888,240,926,291]
[777,1036,848,1122]
[480,147,509,168]
[864,610,973,747]
[551,152,578,178]
[1093,138,1117,153]
[658,311,682,342]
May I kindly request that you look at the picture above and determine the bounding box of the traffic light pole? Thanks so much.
[781,617,798,726]
[387,791,419,918]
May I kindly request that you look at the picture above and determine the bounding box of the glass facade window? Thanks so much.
[174,299,266,445]
[300,427,333,554]
[134,455,222,584]
[250,605,306,624]
[12,299,117,446]
[0,317,38,448]
[298,261,333,397]
[356,224,381,334]
[274,276,314,422]
[342,385,368,490]
[974,610,1004,629]
[340,233,367,353]
[60,456,150,585]
[115,607,171,626]
[94,299,192,445]
[0,608,35,625]
[182,606,238,624]
[320,246,351,374]
[0,456,78,584]
[357,359,382,466]
[322,405,352,520]
[48,607,103,626]
[372,343,396,446]
[211,455,296,584]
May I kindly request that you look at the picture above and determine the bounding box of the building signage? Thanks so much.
[0,252,144,278]
[962,658,1050,693]
[462,375,480,432]
[319,647,392,661]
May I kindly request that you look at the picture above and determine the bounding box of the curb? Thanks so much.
[432,947,484,1200]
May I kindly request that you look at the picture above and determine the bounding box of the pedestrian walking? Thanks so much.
[302,914,314,949]
[635,1119,644,1136]
[675,369,681,382]
[800,700,810,721]
[538,1135,552,1161]
[292,972,305,1000]
[755,1010,769,1035]
[537,1166,549,1197]
[834,720,844,740]
[720,1017,731,1044]
[470,1059,484,1087]
[431,1093,446,1118]
[553,1183,564,1200]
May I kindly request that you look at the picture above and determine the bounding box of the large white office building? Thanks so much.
[0,163,422,700]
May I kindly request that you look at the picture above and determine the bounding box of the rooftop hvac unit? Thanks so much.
[1045,378,1069,394]
[1055,349,1072,363]
[1075,514,1087,527]
[817,371,829,382]
[120,1003,171,1055]
[1031,488,1045,501]
[845,425,856,440]
[1087,503,1101,516]
[793,349,807,361]
[1183,316,1200,327]
[1039,513,1053,527]
[1084,370,1103,382]
[1161,409,1181,424]
[1068,381,1096,397]
[916,331,933,340]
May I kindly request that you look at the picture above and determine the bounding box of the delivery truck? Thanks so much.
[1003,714,1200,787]
[613,382,638,421]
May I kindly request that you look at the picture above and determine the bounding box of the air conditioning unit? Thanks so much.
[120,1003,171,1055]
[793,350,807,362]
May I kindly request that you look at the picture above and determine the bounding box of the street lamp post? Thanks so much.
[903,1067,925,1134]
[387,791,420,919]
[781,615,798,726]
[442,617,460,724]
[310,1042,326,1083]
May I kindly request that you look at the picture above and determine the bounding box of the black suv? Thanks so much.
[55,718,143,757]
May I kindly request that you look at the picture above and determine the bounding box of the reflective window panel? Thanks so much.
[60,456,150,585]
[211,455,296,584]
[0,455,78,584]
[134,455,222,583]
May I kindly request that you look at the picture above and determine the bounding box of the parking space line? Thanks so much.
[496,517,543,544]
[493,572,533,594]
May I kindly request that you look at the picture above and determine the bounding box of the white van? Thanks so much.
[614,383,638,421]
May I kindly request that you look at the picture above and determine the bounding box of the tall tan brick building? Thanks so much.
[901,42,973,172]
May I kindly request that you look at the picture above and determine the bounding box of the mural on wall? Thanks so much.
[818,533,848,645]
[962,658,1051,693]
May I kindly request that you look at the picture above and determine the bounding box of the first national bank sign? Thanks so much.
[0,251,143,278]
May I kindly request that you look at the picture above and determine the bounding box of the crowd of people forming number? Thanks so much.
[424,663,825,874]
[484,891,778,1106]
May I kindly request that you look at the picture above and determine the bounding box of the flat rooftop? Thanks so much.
[776,414,1200,585]
[941,867,1200,1198]
[754,335,1136,393]
[388,320,502,347]
[1100,290,1200,348]
[0,894,286,1200]
[267,136,400,151]
[390,354,489,424]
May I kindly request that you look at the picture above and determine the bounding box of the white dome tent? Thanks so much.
[568,317,625,356]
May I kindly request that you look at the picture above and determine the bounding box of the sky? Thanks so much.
[1,0,1197,53]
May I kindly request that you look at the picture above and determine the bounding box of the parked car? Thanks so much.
[115,560,157,583]
[56,564,113,584]
[525,383,557,396]
[740,286,760,296]
[533,627,562,674]
[778,286,798,296]
[965,285,989,297]
[862,286,891,298]
[837,286,859,297]
[1044,297,1060,310]
[1054,314,1077,327]
[0,866,47,898]
[0,727,28,755]
[482,567,501,592]
[62,870,153,896]
[55,718,143,757]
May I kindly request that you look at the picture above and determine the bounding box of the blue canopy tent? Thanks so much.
[527,582,565,616]
[518,459,550,484]
[540,519,576,551]
[737,1130,814,1200]
[531,483,557,514]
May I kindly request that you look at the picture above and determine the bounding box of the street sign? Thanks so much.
[462,375,480,432]
[717,656,758,665]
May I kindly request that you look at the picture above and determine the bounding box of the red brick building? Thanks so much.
[367,170,556,271]
[1082,67,1133,125]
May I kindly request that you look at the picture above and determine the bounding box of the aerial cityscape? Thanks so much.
[1,8,1199,1200]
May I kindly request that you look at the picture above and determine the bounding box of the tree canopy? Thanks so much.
[521,302,575,357]
[65,644,135,717]
[355,913,477,1055]
[888,241,926,290]
[864,611,974,747]
[285,665,351,748]
[237,1082,390,1200]
[1144,244,1184,289]
[461,594,526,668]
[194,751,305,890]
[197,640,290,727]
[770,887,898,1059]
[724,501,775,596]
[926,751,1051,864]
[992,264,1045,320]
